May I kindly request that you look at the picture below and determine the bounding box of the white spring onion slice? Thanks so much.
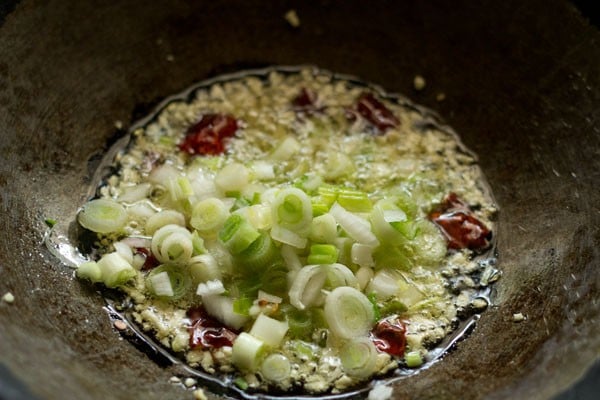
[271,188,312,232]
[78,198,128,234]
[113,241,133,264]
[148,271,174,297]
[269,136,300,161]
[351,243,375,268]
[324,263,359,289]
[270,225,307,249]
[76,261,102,283]
[288,265,327,310]
[189,254,222,283]
[249,314,289,348]
[356,266,374,291]
[257,290,282,304]
[196,279,225,296]
[117,183,152,203]
[145,210,185,236]
[190,198,229,235]
[250,161,275,180]
[151,224,193,264]
[215,162,249,192]
[261,353,291,382]
[202,294,249,330]
[309,213,338,244]
[324,286,374,338]
[329,203,379,247]
[366,269,401,300]
[96,252,136,288]
[147,163,180,185]
[280,244,302,271]
[231,332,266,372]
[145,264,192,300]
[338,338,378,378]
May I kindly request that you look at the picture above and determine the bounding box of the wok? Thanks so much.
[1,1,599,399]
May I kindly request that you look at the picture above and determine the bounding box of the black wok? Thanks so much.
[1,1,599,399]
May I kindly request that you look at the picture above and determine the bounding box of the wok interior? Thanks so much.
[0,1,599,399]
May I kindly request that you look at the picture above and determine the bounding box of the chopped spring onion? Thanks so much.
[405,351,424,368]
[191,230,207,255]
[280,244,303,271]
[145,210,186,236]
[78,198,128,234]
[167,176,194,201]
[324,151,354,180]
[410,220,447,265]
[284,307,314,339]
[337,188,373,213]
[351,243,375,268]
[235,232,278,272]
[329,203,379,247]
[249,314,289,348]
[272,188,312,232]
[356,266,374,290]
[76,261,102,283]
[309,213,338,244]
[270,225,307,249]
[324,286,374,338]
[189,254,222,283]
[151,224,193,264]
[307,244,339,265]
[196,279,225,296]
[369,205,406,245]
[148,271,174,297]
[148,163,180,185]
[245,204,272,230]
[232,332,266,372]
[251,160,275,180]
[96,252,137,288]
[202,294,249,330]
[215,162,249,192]
[219,214,261,255]
[261,354,291,382]
[366,269,401,300]
[113,241,133,264]
[269,136,300,161]
[259,262,289,298]
[288,265,327,310]
[338,338,378,378]
[190,198,229,235]
[324,263,359,289]
[233,296,253,316]
[258,290,282,304]
[146,264,192,299]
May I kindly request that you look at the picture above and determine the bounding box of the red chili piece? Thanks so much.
[187,307,238,349]
[371,318,407,357]
[429,193,491,250]
[178,114,238,155]
[135,247,160,271]
[292,87,318,111]
[356,92,400,132]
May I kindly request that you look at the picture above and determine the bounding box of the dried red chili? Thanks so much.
[371,317,407,357]
[178,113,238,155]
[356,92,400,132]
[429,193,491,250]
[187,306,238,349]
[292,87,318,110]
[134,247,160,271]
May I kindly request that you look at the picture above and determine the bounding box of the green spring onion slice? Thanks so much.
[146,264,192,300]
[78,198,128,234]
[324,286,374,339]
